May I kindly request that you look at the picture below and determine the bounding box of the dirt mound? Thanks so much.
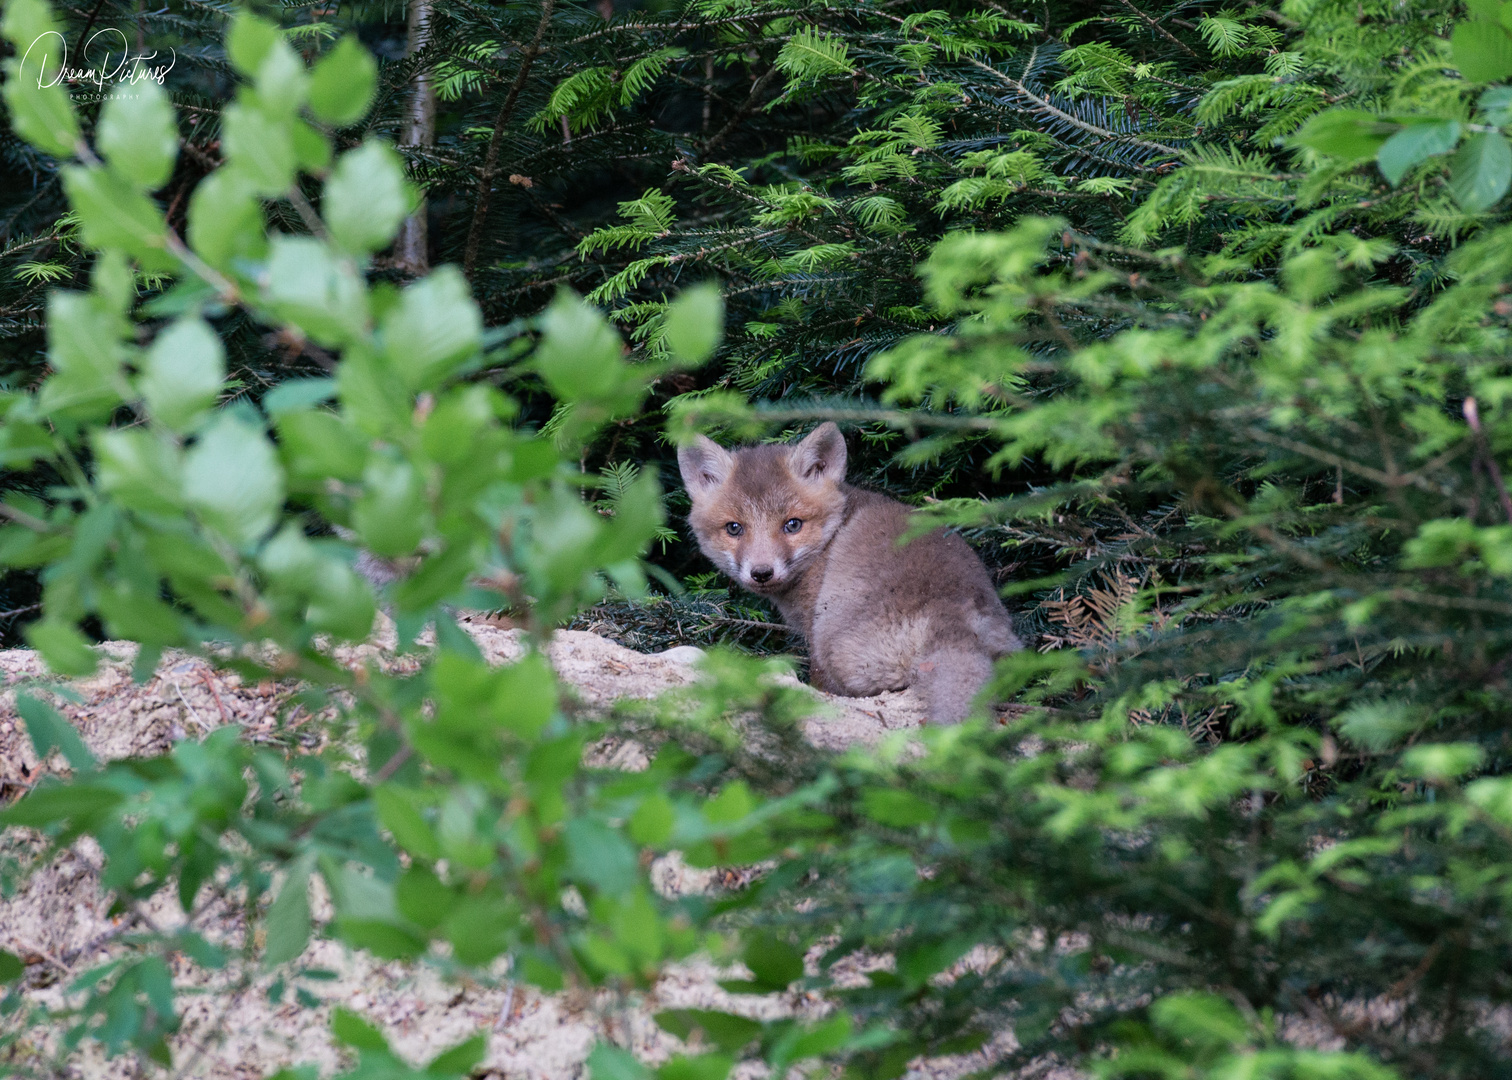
[0,620,990,1079]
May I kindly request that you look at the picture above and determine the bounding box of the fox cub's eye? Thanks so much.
[725,522,743,536]
[783,518,803,534]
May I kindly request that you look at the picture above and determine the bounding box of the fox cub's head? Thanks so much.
[678,422,848,594]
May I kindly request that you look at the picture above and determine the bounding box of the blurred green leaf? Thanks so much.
[1,57,79,157]
[331,1007,390,1052]
[380,267,484,391]
[97,81,178,191]
[187,170,266,270]
[324,141,414,256]
[262,236,371,347]
[61,165,174,271]
[183,411,285,550]
[16,692,95,772]
[588,1044,654,1080]
[427,1033,487,1075]
[1293,109,1391,162]
[264,858,312,967]
[309,35,378,127]
[662,283,724,365]
[654,1010,762,1054]
[1450,131,1512,211]
[139,318,225,433]
[1452,20,1512,82]
[25,618,98,677]
[1376,120,1459,185]
[565,818,639,895]
[535,291,626,402]
[222,102,296,197]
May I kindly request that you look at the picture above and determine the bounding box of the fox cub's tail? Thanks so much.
[915,647,995,725]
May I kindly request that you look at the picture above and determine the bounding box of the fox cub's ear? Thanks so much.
[678,435,734,498]
[792,421,847,483]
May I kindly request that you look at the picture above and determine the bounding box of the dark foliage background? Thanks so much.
[0,0,1248,643]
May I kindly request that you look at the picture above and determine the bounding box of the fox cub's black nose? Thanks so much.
[750,565,774,583]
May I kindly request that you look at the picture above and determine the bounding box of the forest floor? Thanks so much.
[0,617,1041,1079]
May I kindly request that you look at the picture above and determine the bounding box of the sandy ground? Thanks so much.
[0,617,1013,1079]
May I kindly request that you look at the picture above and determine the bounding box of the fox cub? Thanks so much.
[678,422,1021,724]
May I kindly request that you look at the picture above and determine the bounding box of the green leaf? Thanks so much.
[25,618,98,677]
[1466,776,1512,824]
[253,37,308,119]
[139,318,225,433]
[304,557,376,639]
[292,119,333,174]
[2,59,79,158]
[588,1044,654,1080]
[16,692,95,772]
[1400,742,1486,781]
[183,411,285,550]
[61,165,174,271]
[97,81,178,190]
[654,1010,762,1053]
[534,291,626,402]
[380,266,484,391]
[262,377,335,417]
[396,866,454,929]
[662,283,724,365]
[331,1007,390,1052]
[860,788,933,827]
[441,892,518,965]
[93,249,133,312]
[263,859,312,967]
[309,35,378,127]
[94,428,183,516]
[1,0,63,52]
[1480,85,1512,125]
[492,652,557,740]
[704,782,753,824]
[262,236,371,347]
[352,455,426,557]
[335,918,428,960]
[276,408,367,484]
[324,140,413,255]
[629,792,675,846]
[95,581,184,645]
[1450,131,1512,211]
[657,1053,733,1080]
[743,934,804,991]
[1376,120,1460,185]
[226,11,281,78]
[187,170,266,270]
[1293,108,1392,162]
[565,818,639,895]
[221,102,296,197]
[788,1013,852,1058]
[374,786,441,861]
[1452,21,1512,83]
[0,950,24,983]
[0,782,121,827]
[40,290,125,419]
[426,1033,487,1075]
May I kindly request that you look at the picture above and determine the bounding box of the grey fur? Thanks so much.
[679,422,1021,724]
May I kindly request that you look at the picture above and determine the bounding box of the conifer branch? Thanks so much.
[463,0,558,278]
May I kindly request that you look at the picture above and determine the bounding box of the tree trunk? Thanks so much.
[393,0,434,276]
